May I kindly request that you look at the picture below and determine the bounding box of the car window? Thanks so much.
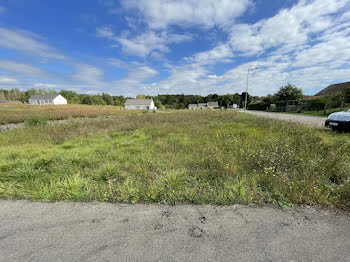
[328,113,350,121]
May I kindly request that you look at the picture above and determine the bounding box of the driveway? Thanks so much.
[1,200,349,261]
[242,110,328,128]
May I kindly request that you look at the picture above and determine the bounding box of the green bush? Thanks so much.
[25,118,47,127]
[248,102,269,111]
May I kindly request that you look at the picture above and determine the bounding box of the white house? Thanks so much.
[198,103,208,109]
[189,101,219,109]
[125,99,156,110]
[188,104,198,109]
[28,94,67,105]
[207,102,219,109]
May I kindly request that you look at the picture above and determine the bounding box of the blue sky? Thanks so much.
[0,0,349,97]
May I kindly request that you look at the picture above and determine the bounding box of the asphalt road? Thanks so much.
[243,110,328,128]
[1,201,349,262]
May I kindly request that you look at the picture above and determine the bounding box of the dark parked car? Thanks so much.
[325,110,350,131]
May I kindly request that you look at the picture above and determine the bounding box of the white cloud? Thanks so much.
[188,43,234,65]
[0,27,65,59]
[121,0,252,29]
[0,76,18,85]
[34,83,57,88]
[72,64,106,87]
[0,60,49,77]
[97,27,192,57]
[147,0,350,96]
[112,66,158,95]
[229,0,350,56]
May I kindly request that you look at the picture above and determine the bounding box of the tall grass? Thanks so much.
[0,110,349,209]
[0,103,125,125]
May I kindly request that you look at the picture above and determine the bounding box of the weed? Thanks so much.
[25,118,47,127]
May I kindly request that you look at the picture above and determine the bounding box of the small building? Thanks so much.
[232,104,238,109]
[28,94,67,105]
[198,103,208,109]
[188,104,198,110]
[207,102,219,109]
[125,99,156,110]
[188,101,219,110]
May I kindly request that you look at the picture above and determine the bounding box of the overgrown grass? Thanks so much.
[0,103,124,125]
[0,110,349,209]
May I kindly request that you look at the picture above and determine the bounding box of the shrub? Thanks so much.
[25,118,47,127]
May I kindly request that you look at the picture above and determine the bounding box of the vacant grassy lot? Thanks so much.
[0,111,349,209]
[0,103,124,125]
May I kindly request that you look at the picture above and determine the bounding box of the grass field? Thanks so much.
[0,103,124,125]
[0,110,349,209]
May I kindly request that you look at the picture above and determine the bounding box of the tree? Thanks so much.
[275,84,303,101]
[101,93,114,105]
[59,90,81,104]
[24,89,38,102]
[343,88,350,103]
[240,92,251,107]
[136,94,146,99]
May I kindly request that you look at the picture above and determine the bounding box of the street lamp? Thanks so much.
[244,67,259,113]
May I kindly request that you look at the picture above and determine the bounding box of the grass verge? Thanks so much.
[0,110,349,209]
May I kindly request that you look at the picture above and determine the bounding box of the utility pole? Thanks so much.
[244,67,259,113]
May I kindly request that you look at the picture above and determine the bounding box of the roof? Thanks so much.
[315,82,350,96]
[302,95,325,101]
[125,99,153,106]
[207,102,219,107]
[29,94,60,100]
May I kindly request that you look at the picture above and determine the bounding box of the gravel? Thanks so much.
[243,110,328,128]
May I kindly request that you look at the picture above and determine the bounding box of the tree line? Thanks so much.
[6,84,344,111]
[0,88,259,108]
[248,84,350,112]
[0,88,126,106]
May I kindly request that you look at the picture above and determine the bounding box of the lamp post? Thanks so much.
[244,67,259,113]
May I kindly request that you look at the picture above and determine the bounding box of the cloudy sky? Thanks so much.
[0,0,349,97]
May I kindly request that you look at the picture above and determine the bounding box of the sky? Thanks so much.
[0,0,349,97]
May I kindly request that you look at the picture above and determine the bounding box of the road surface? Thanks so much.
[243,111,328,128]
[1,201,349,261]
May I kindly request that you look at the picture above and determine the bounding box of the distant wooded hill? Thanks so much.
[315,82,350,96]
